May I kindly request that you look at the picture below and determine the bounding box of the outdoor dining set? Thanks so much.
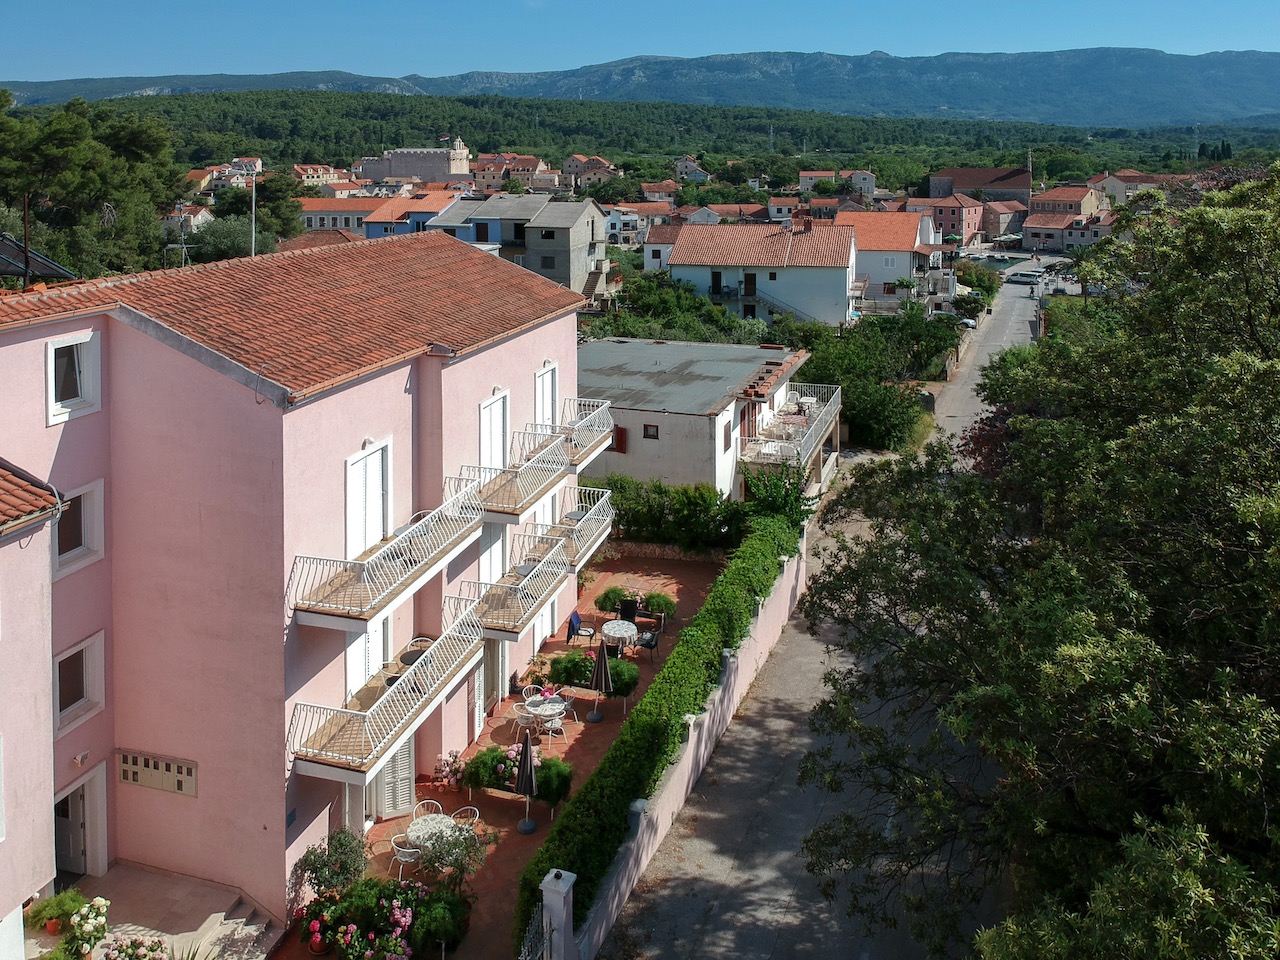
[390,799,482,881]
[510,685,579,741]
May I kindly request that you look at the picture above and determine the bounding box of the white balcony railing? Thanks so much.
[458,540,571,632]
[526,398,613,466]
[529,486,613,567]
[287,600,485,768]
[458,432,569,515]
[741,382,841,468]
[288,478,484,617]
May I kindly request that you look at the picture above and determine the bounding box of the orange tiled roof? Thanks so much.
[364,192,458,223]
[625,201,675,216]
[0,458,59,539]
[644,224,681,245]
[705,204,768,219]
[833,211,931,252]
[276,229,366,252]
[0,233,583,403]
[642,180,679,192]
[1034,186,1093,202]
[666,222,854,268]
[1023,212,1081,229]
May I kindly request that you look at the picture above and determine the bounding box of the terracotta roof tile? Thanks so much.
[0,233,583,403]
[933,167,1032,190]
[1033,186,1093,201]
[644,224,681,245]
[1023,212,1081,228]
[833,212,931,252]
[364,192,458,223]
[0,458,59,539]
[666,222,854,268]
[276,230,367,252]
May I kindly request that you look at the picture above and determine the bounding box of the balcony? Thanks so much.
[526,398,613,473]
[287,599,485,771]
[458,431,569,522]
[288,479,484,623]
[457,537,572,636]
[529,485,613,570]
[740,382,841,469]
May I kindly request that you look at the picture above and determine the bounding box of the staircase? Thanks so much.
[581,267,607,303]
[203,895,283,960]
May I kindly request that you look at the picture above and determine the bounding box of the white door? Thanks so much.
[473,665,485,739]
[372,740,415,819]
[534,367,557,428]
[478,522,506,584]
[480,395,508,470]
[54,786,86,875]
[346,616,388,701]
[346,445,387,559]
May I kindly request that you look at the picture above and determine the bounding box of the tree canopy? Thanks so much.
[798,163,1280,957]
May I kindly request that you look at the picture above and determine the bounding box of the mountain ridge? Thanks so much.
[6,49,1280,128]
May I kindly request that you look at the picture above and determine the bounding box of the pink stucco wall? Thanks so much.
[0,523,56,913]
[575,534,808,959]
[107,321,289,917]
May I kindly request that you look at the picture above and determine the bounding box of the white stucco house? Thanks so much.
[578,339,840,499]
[833,211,946,312]
[647,221,861,326]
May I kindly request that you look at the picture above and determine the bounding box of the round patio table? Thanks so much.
[399,648,427,668]
[524,695,566,721]
[602,618,637,652]
[406,813,463,849]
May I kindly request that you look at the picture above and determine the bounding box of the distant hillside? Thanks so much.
[7,49,1280,128]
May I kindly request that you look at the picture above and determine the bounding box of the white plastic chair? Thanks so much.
[451,806,481,828]
[391,834,420,881]
[413,799,443,821]
[513,702,540,734]
[540,713,567,742]
[522,684,545,700]
[556,691,579,723]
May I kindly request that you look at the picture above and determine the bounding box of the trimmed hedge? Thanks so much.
[580,474,748,550]
[512,514,801,942]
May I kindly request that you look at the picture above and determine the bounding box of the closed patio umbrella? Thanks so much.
[586,638,613,723]
[514,728,538,835]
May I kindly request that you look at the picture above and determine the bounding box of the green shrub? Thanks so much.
[582,474,748,550]
[608,659,641,699]
[535,755,574,807]
[409,891,470,953]
[461,745,512,790]
[25,888,87,929]
[290,827,368,898]
[641,591,677,616]
[548,650,594,687]
[593,585,629,615]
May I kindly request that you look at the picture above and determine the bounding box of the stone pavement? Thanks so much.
[599,470,926,960]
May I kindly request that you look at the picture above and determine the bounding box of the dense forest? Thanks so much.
[4,88,1280,279]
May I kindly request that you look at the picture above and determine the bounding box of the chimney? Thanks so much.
[803,217,813,232]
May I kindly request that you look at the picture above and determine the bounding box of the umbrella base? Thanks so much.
[517,818,537,834]
[586,710,604,723]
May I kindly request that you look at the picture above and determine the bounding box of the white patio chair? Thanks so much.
[513,701,540,735]
[451,806,481,828]
[556,691,579,723]
[413,799,443,821]
[540,712,567,742]
[391,834,420,881]
[522,684,546,700]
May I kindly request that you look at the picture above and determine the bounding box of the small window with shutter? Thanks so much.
[612,425,628,454]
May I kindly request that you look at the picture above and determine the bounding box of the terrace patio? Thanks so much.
[271,549,721,960]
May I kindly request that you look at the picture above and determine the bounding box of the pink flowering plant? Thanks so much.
[296,877,471,958]
[433,749,463,788]
[100,934,168,960]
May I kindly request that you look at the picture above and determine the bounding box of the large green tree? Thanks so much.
[798,163,1280,957]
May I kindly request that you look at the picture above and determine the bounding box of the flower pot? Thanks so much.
[307,939,333,956]
[45,919,62,936]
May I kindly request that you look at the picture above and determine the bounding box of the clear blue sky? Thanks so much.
[4,0,1277,82]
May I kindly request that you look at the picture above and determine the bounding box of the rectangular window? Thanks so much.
[651,249,661,259]
[305,216,314,228]
[643,424,659,440]
[57,494,85,558]
[383,226,393,234]
[318,217,327,227]
[769,272,777,281]
[54,479,104,578]
[723,420,732,452]
[883,256,896,269]
[356,217,363,226]
[540,256,555,269]
[541,229,555,240]
[343,216,351,228]
[46,331,101,425]
[54,632,104,736]
[612,425,628,454]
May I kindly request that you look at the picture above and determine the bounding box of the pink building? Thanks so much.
[0,462,60,958]
[0,232,613,930]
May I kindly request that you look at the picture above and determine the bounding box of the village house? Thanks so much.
[578,339,840,500]
[675,156,710,182]
[929,167,1033,205]
[292,164,344,188]
[0,232,613,936]
[1022,184,1110,252]
[641,180,679,203]
[361,192,461,237]
[297,197,381,232]
[834,211,949,312]
[905,193,985,245]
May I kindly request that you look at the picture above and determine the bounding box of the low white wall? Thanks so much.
[572,529,809,959]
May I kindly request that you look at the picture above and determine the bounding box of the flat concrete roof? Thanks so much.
[577,338,802,416]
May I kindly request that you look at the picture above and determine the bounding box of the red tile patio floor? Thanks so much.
[271,552,721,960]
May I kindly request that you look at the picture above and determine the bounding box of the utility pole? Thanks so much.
[250,172,257,257]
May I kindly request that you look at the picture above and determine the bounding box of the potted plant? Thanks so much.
[434,749,464,791]
[548,650,594,687]
[593,585,630,616]
[290,827,369,899]
[25,887,87,936]
[608,658,641,708]
[641,590,676,631]
[534,754,574,810]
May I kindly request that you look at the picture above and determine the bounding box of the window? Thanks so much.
[723,420,732,452]
[643,424,659,440]
[769,272,777,281]
[318,217,327,227]
[883,256,897,269]
[383,226,393,235]
[54,479,104,578]
[46,331,101,425]
[305,216,314,228]
[540,256,555,269]
[612,425,628,454]
[651,249,661,259]
[541,229,555,240]
[343,216,351,228]
[54,631,104,736]
[356,217,364,226]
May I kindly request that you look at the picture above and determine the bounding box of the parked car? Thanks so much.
[934,310,976,329]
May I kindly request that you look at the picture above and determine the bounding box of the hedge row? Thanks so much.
[580,473,749,551]
[512,513,801,942]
